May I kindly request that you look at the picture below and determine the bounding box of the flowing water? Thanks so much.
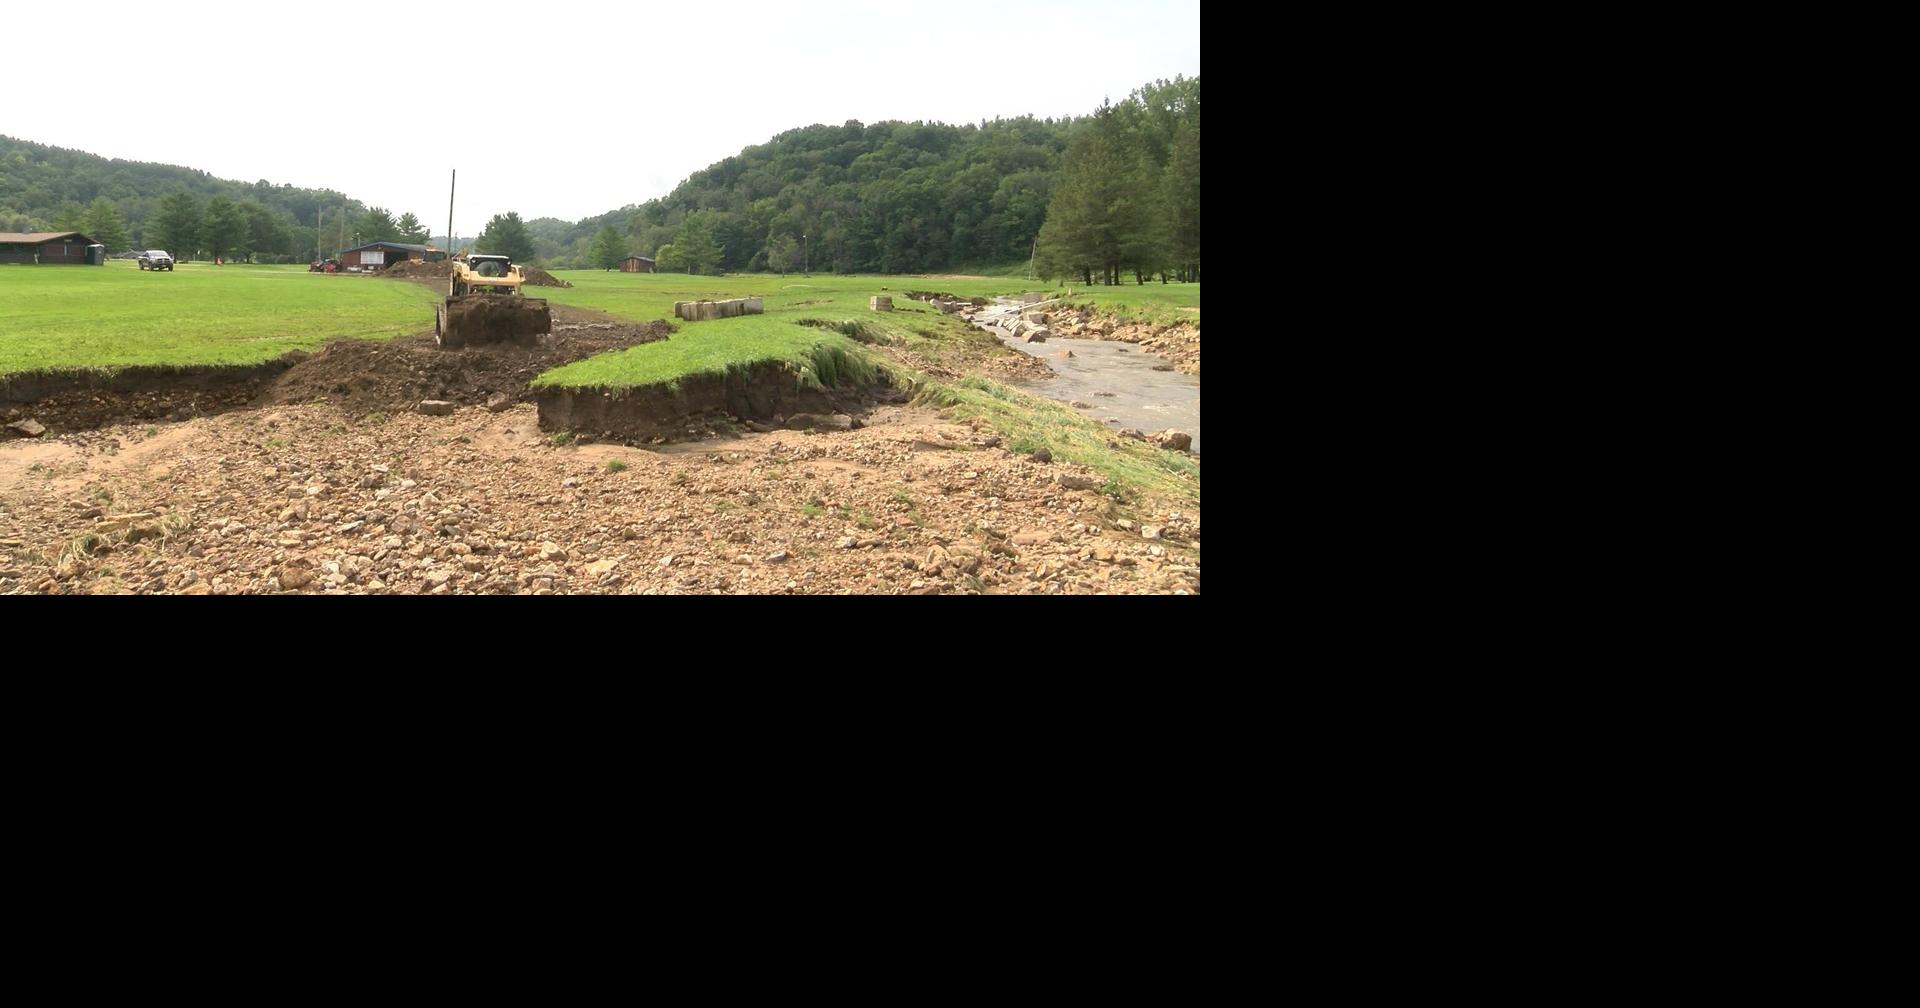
[971,303,1200,454]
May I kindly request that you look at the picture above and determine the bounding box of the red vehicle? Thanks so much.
[310,258,341,273]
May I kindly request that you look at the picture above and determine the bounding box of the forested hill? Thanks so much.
[564,117,1077,274]
[1,135,364,259]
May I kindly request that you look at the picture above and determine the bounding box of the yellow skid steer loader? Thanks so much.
[435,254,552,348]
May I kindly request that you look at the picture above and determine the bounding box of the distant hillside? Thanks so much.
[1,135,375,260]
[547,117,1078,273]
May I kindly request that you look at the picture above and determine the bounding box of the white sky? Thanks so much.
[4,0,1198,236]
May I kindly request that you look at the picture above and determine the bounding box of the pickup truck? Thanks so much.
[138,250,175,271]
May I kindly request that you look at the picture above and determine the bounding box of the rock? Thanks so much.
[1142,526,1164,541]
[1118,428,1148,442]
[1070,401,1091,410]
[1011,530,1052,546]
[765,550,789,563]
[6,419,46,438]
[539,542,568,562]
[585,558,617,577]
[418,400,455,416]
[1031,448,1052,464]
[1025,328,1050,342]
[180,583,212,595]
[836,536,858,549]
[1054,472,1098,491]
[276,560,315,590]
[486,393,513,412]
[1153,430,1193,452]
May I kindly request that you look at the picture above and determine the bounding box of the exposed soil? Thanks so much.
[383,260,452,281]
[0,402,1199,595]
[1,296,1199,595]
[536,360,909,443]
[519,267,572,288]
[3,305,672,436]
[262,308,672,414]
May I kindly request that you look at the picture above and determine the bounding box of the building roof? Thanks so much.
[621,255,656,262]
[342,241,437,254]
[0,231,96,244]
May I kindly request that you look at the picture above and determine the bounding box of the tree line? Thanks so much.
[1034,77,1199,285]
[0,135,372,261]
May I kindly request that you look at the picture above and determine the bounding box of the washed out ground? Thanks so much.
[1,270,1198,595]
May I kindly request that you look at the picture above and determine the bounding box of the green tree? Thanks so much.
[588,223,625,269]
[476,211,536,262]
[654,243,682,272]
[82,197,130,252]
[396,212,428,243]
[673,213,722,274]
[766,234,799,274]
[1033,101,1153,285]
[356,207,400,244]
[202,196,247,262]
[149,192,203,259]
[1164,117,1200,282]
[52,200,88,232]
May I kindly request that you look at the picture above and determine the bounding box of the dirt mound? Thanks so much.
[520,267,573,288]
[385,259,452,280]
[260,318,673,414]
[438,295,552,348]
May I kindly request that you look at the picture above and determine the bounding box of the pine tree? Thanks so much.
[82,197,130,252]
[588,224,625,269]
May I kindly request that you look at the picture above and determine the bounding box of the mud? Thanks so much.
[2,361,297,434]
[5,310,674,435]
[438,295,553,348]
[535,360,904,443]
[519,267,573,288]
[264,317,673,414]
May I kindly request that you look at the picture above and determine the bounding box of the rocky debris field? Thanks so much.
[947,297,1199,377]
[0,402,1199,595]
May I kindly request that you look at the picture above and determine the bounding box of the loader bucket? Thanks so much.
[436,294,552,348]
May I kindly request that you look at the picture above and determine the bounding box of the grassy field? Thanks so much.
[542,270,1199,326]
[0,260,437,375]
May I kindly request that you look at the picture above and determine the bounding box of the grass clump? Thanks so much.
[533,317,893,395]
[606,459,628,473]
[549,431,574,446]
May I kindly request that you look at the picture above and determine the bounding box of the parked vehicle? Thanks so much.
[310,258,341,273]
[137,250,175,271]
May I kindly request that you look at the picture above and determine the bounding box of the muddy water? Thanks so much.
[974,312,1200,454]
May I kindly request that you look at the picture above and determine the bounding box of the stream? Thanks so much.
[970,301,1200,455]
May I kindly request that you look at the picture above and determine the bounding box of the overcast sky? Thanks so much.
[5,0,1198,237]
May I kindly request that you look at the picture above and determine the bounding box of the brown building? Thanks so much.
[618,255,656,273]
[0,231,104,264]
[338,241,446,270]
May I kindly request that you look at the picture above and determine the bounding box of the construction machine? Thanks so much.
[434,253,552,348]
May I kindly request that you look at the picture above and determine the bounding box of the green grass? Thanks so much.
[0,260,438,376]
[532,315,892,393]
[917,375,1200,507]
[541,268,1198,332]
[1041,282,1201,329]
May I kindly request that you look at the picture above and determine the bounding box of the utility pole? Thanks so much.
[445,169,456,257]
[1028,236,1037,280]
